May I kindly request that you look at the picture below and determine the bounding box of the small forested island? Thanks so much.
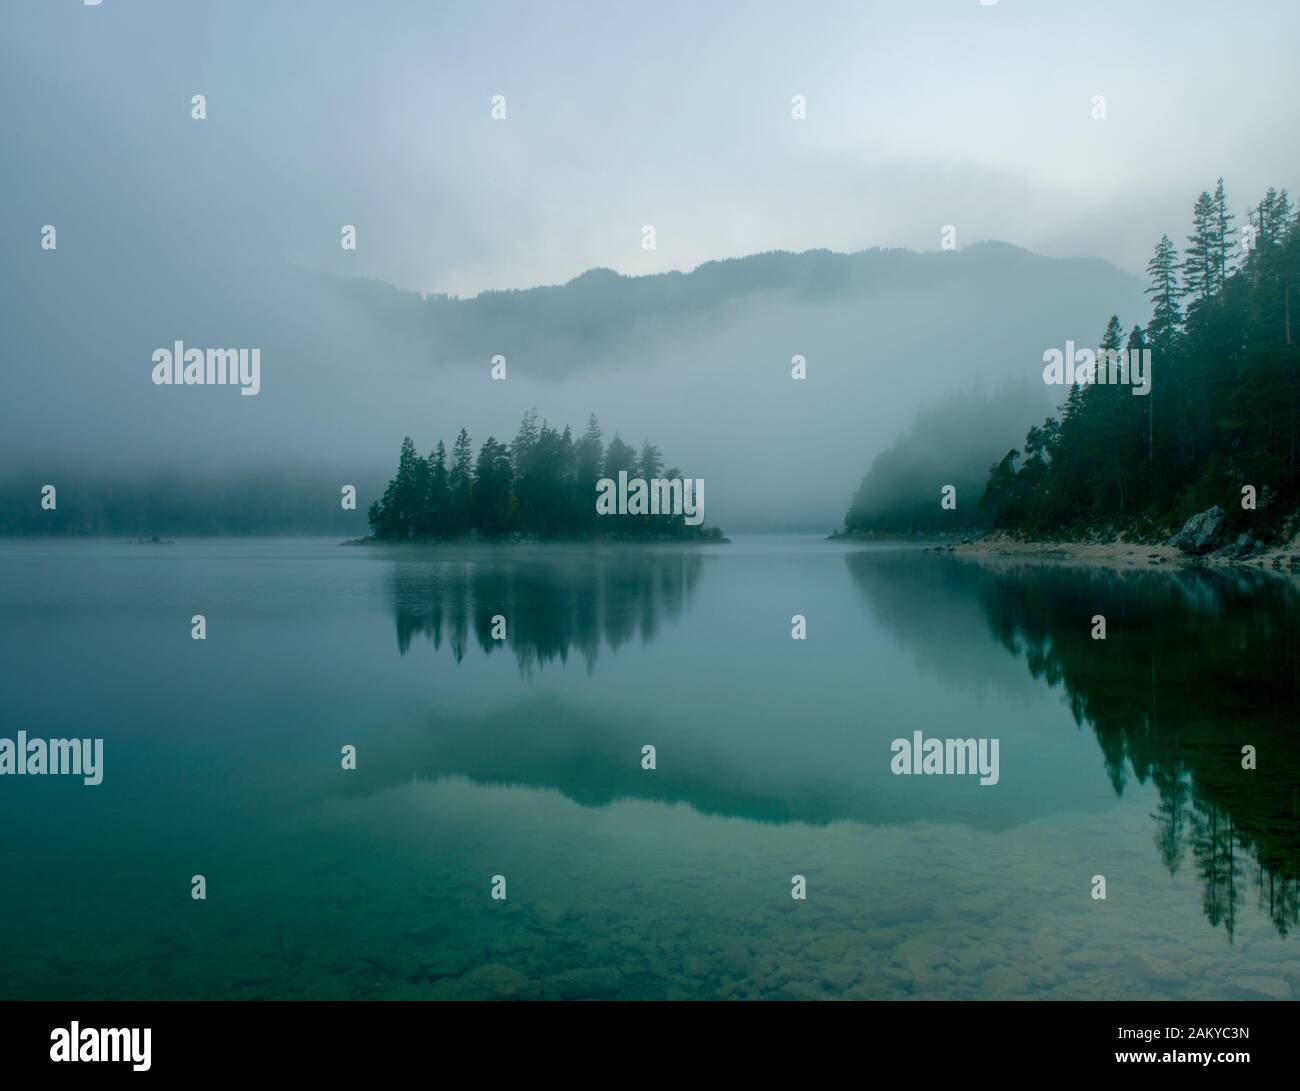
[844,180,1300,554]
[366,411,726,542]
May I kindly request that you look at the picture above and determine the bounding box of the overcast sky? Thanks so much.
[5,0,1298,297]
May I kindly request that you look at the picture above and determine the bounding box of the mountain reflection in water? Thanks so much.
[380,542,1299,939]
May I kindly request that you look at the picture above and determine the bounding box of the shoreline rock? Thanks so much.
[1168,505,1227,555]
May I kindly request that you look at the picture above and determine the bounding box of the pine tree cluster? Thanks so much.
[981,181,1299,539]
[368,411,721,540]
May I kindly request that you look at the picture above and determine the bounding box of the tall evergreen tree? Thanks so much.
[426,441,450,536]
[603,434,638,478]
[448,428,474,536]
[380,436,423,538]
[638,440,664,480]
[1184,190,1217,305]
[510,409,540,479]
[471,436,513,536]
[573,414,605,529]
[1099,315,1130,514]
[1145,234,1183,346]
[1145,236,1183,480]
[1211,177,1236,293]
[1126,323,1151,485]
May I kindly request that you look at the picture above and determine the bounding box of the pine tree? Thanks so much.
[426,441,449,536]
[389,436,423,538]
[1145,236,1182,481]
[1145,234,1183,347]
[510,409,539,479]
[471,436,513,536]
[1099,315,1124,368]
[1127,324,1151,484]
[1212,178,1236,293]
[1184,191,1217,305]
[1092,316,1129,515]
[638,440,664,480]
[448,428,474,536]
[557,424,577,529]
[573,414,605,529]
[603,434,638,478]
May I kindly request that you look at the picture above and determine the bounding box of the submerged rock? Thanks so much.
[544,966,625,999]
[1129,951,1183,984]
[441,962,535,999]
[1225,975,1292,1001]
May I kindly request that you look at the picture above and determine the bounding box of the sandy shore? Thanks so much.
[941,531,1300,572]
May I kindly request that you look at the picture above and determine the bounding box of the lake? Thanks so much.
[0,535,1296,1000]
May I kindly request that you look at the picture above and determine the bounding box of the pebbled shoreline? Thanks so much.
[938,531,1300,572]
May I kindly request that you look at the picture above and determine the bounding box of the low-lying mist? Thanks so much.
[2,239,1145,534]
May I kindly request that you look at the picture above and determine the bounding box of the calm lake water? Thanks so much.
[1,535,1297,1000]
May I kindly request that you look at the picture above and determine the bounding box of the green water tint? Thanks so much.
[847,552,1300,943]
[0,538,1296,999]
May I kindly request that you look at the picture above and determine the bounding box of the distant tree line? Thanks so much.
[981,180,1300,539]
[0,472,378,536]
[368,411,722,540]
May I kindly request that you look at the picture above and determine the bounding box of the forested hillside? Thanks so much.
[980,181,1299,541]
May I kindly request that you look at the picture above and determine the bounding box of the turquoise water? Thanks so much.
[0,536,1296,999]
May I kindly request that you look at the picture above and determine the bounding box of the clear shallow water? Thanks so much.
[0,535,1297,1000]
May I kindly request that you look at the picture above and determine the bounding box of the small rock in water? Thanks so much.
[545,966,626,999]
[1225,975,1292,1001]
[423,948,476,978]
[455,962,533,999]
[1129,951,1183,984]
[980,966,1030,996]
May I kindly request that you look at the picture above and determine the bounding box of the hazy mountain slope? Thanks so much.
[2,243,1146,532]
[843,381,1057,535]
